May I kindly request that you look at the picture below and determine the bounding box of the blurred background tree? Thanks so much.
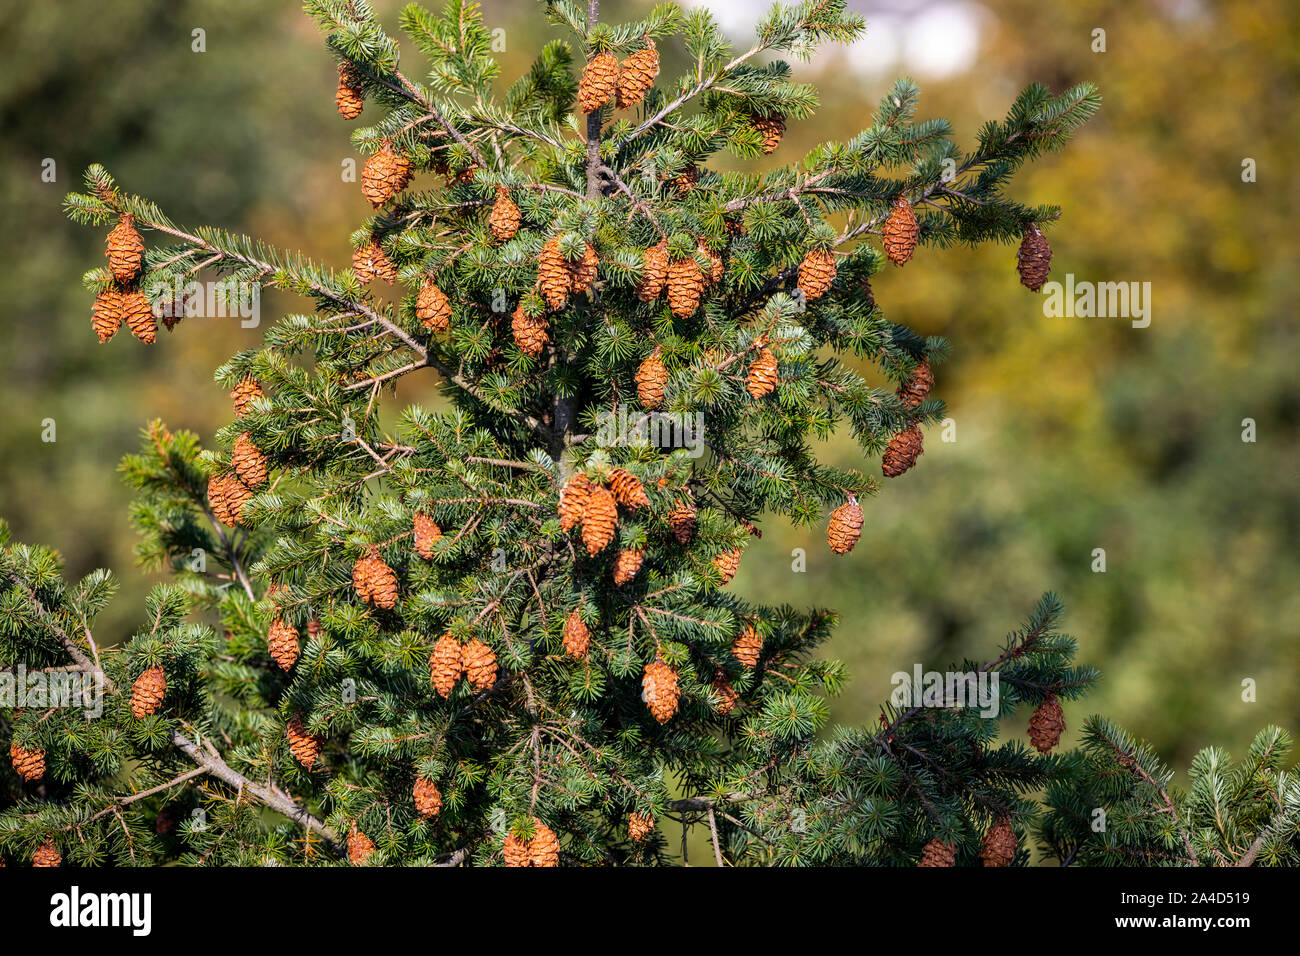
[3,0,1296,782]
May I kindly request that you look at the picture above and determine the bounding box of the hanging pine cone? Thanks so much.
[612,548,644,586]
[503,832,531,867]
[666,256,704,318]
[667,498,696,545]
[713,669,739,716]
[268,617,300,671]
[336,61,364,118]
[669,165,699,193]
[231,376,263,417]
[698,241,724,286]
[896,360,934,409]
[1017,225,1053,292]
[570,243,599,293]
[106,215,144,282]
[732,623,762,669]
[361,140,412,208]
[577,51,619,113]
[797,248,837,301]
[713,548,742,585]
[1027,694,1066,754]
[563,609,590,659]
[558,472,593,532]
[628,812,656,842]
[636,240,669,301]
[582,486,619,556]
[129,665,167,719]
[231,432,269,488]
[511,303,550,358]
[91,288,123,343]
[529,820,560,867]
[307,616,322,641]
[286,714,322,769]
[918,839,957,867]
[826,500,864,555]
[352,546,399,609]
[120,290,157,344]
[348,824,376,865]
[413,512,442,560]
[207,472,252,527]
[446,163,479,187]
[979,817,1018,867]
[32,840,61,868]
[353,240,396,284]
[462,638,498,691]
[642,658,679,724]
[746,347,779,399]
[752,114,786,154]
[416,277,452,333]
[428,632,463,698]
[881,425,924,478]
[883,196,919,265]
[413,776,443,819]
[9,742,44,782]
[489,188,521,242]
[616,41,659,109]
[537,236,571,309]
[636,348,668,409]
[608,468,650,510]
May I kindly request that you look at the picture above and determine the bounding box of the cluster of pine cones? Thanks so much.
[880,358,935,480]
[207,429,271,527]
[918,817,1019,868]
[428,631,498,698]
[577,42,659,114]
[503,817,560,866]
[92,215,159,344]
[558,468,650,564]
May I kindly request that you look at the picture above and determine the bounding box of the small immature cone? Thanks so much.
[231,432,269,488]
[577,51,619,113]
[336,61,364,119]
[642,659,679,724]
[746,347,779,399]
[753,114,786,154]
[352,546,399,609]
[608,468,650,509]
[360,140,412,208]
[712,669,739,716]
[636,241,669,301]
[91,288,123,343]
[1027,694,1066,754]
[413,777,443,819]
[353,240,396,284]
[120,290,157,344]
[883,197,920,265]
[896,360,934,410]
[528,820,560,867]
[10,742,45,782]
[489,188,521,242]
[536,236,571,309]
[616,41,659,109]
[416,277,452,333]
[612,548,644,586]
[563,609,591,659]
[511,303,549,358]
[347,824,376,866]
[797,248,837,301]
[732,623,761,669]
[635,348,668,409]
[558,472,593,532]
[713,548,742,586]
[129,665,167,718]
[413,512,442,560]
[32,840,61,868]
[231,376,263,417]
[628,812,656,842]
[667,499,697,545]
[826,501,864,555]
[581,486,619,556]
[268,617,300,671]
[106,215,144,282]
[881,425,923,478]
[666,256,704,318]
[428,632,463,698]
[979,818,1018,867]
[286,714,322,769]
[1017,225,1053,292]
[503,832,531,867]
[918,839,956,868]
[462,638,498,691]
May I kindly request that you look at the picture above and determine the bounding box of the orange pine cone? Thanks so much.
[881,425,924,478]
[1028,694,1066,754]
[698,240,724,286]
[511,303,550,358]
[608,468,650,510]
[462,638,498,691]
[826,501,864,555]
[286,714,322,769]
[32,840,61,868]
[230,377,263,417]
[106,215,144,282]
[753,114,786,154]
[416,277,452,333]
[616,42,659,109]
[668,165,699,193]
[413,512,442,560]
[10,742,45,782]
[413,776,443,819]
[612,548,644,586]
[637,241,669,302]
[352,546,399,609]
[628,812,656,842]
[336,61,364,119]
[360,140,412,208]
[528,820,560,867]
[489,188,521,242]
[91,288,123,343]
[563,609,591,659]
[581,486,618,556]
[979,817,1018,867]
[883,197,920,265]
[745,347,779,399]
[231,432,269,489]
[666,256,704,318]
[713,548,742,585]
[428,632,463,698]
[635,348,668,409]
[897,360,934,409]
[537,236,571,309]
[797,248,837,301]
[732,623,762,669]
[667,498,697,545]
[712,669,739,716]
[348,824,376,865]
[353,240,396,285]
[120,290,157,344]
[918,838,957,867]
[268,617,300,671]
[207,472,252,527]
[558,472,593,532]
[577,51,618,113]
[569,242,599,293]
[503,832,531,867]
[129,665,167,718]
[642,658,679,724]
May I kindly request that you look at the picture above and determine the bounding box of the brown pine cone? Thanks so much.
[558,472,593,532]
[1028,694,1066,754]
[826,501,864,555]
[612,548,644,586]
[918,838,957,867]
[537,236,571,309]
[667,498,697,545]
[106,215,144,282]
[881,425,923,478]
[669,165,699,193]
[268,617,300,671]
[347,824,376,865]
[120,290,157,344]
[569,243,599,294]
[129,665,167,719]
[1017,225,1053,292]
[608,468,650,510]
[666,256,704,318]
[413,776,443,819]
[979,817,1018,867]
[635,348,668,409]
[753,114,786,154]
[503,832,531,867]
[642,658,679,724]
[511,303,550,358]
[91,288,123,343]
[32,840,61,868]
[577,51,619,113]
[446,164,479,187]
[636,240,669,301]
[563,609,590,659]
[746,347,779,399]
[896,360,934,409]
[712,669,739,716]
[416,277,452,333]
[286,714,322,769]
[413,512,442,560]
[361,140,412,208]
[581,486,619,556]
[462,638,498,691]
[616,42,659,109]
[628,812,656,842]
[10,742,45,782]
[713,548,742,585]
[307,616,322,641]
[231,377,263,417]
[336,61,364,118]
[528,820,560,867]
[797,248,837,301]
[353,240,396,285]
[208,472,252,527]
[698,241,724,286]
[732,623,762,669]
[352,546,399,609]
[489,188,521,242]
[428,632,463,698]
[231,432,269,488]
[883,196,919,265]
